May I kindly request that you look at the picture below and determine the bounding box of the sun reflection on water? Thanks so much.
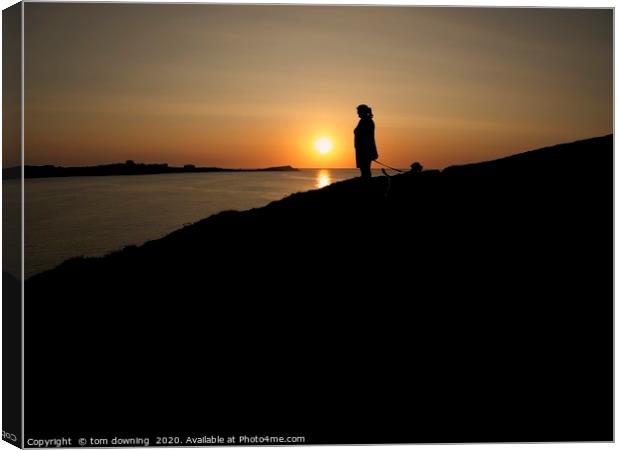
[316,170,332,189]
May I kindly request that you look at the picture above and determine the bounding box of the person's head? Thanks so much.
[357,104,373,119]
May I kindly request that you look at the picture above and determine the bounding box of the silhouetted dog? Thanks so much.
[410,162,423,173]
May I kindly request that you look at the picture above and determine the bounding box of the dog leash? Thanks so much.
[373,160,404,173]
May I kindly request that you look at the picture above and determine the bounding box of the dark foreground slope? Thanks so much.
[26,135,612,443]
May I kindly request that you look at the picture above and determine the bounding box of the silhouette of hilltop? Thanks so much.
[24,134,612,443]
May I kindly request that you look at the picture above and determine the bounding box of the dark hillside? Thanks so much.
[25,134,612,443]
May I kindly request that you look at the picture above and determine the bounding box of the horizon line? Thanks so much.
[8,163,377,170]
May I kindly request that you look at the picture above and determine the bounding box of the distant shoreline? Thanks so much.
[3,161,299,179]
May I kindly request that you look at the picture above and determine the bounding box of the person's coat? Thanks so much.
[354,118,378,168]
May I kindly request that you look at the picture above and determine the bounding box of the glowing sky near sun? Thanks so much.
[17,4,612,169]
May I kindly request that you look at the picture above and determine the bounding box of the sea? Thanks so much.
[12,169,365,278]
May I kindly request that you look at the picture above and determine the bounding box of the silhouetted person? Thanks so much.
[354,104,379,178]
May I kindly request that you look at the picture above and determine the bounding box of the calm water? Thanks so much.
[19,169,362,277]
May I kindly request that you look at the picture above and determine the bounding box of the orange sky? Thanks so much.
[21,4,612,169]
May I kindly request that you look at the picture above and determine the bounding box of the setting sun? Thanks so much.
[315,137,333,154]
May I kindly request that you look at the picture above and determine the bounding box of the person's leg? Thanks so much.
[360,161,371,178]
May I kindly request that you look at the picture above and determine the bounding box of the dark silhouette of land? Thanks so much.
[25,135,612,443]
[3,161,298,179]
[2,271,21,445]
